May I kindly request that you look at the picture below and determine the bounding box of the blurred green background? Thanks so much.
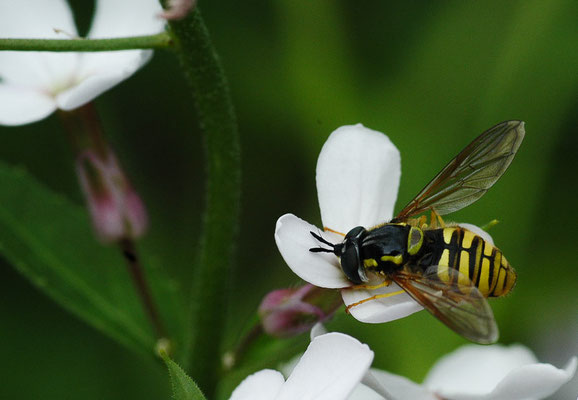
[0,0,577,398]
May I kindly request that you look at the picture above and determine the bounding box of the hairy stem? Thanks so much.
[166,8,241,397]
[120,239,167,340]
[0,32,172,52]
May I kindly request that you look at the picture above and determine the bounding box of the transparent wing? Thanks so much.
[395,120,525,221]
[392,266,498,344]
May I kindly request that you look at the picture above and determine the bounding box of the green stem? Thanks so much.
[166,9,240,397]
[120,238,168,341]
[60,104,168,344]
[0,32,172,52]
[222,323,264,372]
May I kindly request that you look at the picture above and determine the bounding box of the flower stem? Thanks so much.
[120,238,167,340]
[60,104,165,342]
[222,323,264,371]
[165,8,240,397]
[59,104,108,157]
[0,32,172,52]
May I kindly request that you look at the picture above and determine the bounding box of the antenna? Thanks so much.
[309,231,336,253]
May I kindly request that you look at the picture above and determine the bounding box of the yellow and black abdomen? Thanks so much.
[419,227,516,298]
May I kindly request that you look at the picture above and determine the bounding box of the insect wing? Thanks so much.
[392,266,498,344]
[395,120,525,220]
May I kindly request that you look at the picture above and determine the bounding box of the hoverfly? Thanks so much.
[310,120,525,344]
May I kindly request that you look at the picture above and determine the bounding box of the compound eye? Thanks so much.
[340,242,366,284]
[407,227,424,256]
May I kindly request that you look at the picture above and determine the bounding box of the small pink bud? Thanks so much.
[159,0,197,20]
[258,284,341,338]
[76,149,148,243]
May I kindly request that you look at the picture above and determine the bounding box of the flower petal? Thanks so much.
[424,344,537,396]
[0,0,163,115]
[55,50,152,110]
[341,274,422,323]
[0,51,79,94]
[229,369,285,400]
[457,223,494,246]
[275,214,350,288]
[277,332,374,400]
[424,344,577,400]
[0,0,77,39]
[480,357,577,400]
[347,382,387,400]
[316,124,401,234]
[362,369,437,400]
[88,0,165,38]
[0,0,80,97]
[310,322,328,340]
[0,85,56,126]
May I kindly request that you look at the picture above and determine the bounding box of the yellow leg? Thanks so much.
[411,215,428,229]
[348,279,392,291]
[345,290,406,313]
[429,210,438,229]
[481,219,499,231]
[429,209,446,228]
[436,212,446,228]
[324,226,345,236]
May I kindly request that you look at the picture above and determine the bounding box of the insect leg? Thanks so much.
[429,208,446,228]
[347,279,392,291]
[323,226,345,236]
[436,212,446,228]
[481,219,499,231]
[428,210,438,229]
[345,289,406,313]
[407,216,428,228]
[418,214,428,229]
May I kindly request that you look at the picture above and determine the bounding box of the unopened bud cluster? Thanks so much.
[258,284,341,338]
[76,148,148,243]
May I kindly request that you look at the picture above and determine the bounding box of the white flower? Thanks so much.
[367,344,577,400]
[308,326,577,400]
[229,332,374,400]
[275,124,494,324]
[234,325,576,400]
[0,0,164,126]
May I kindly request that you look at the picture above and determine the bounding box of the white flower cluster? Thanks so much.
[231,328,576,400]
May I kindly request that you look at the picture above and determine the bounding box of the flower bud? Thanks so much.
[75,149,148,243]
[258,284,341,338]
[159,0,197,20]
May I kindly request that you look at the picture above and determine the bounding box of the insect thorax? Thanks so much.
[360,223,423,274]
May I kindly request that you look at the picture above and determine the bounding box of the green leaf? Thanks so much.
[0,162,182,356]
[161,351,207,400]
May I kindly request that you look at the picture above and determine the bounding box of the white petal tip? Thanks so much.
[317,124,401,233]
[275,214,350,289]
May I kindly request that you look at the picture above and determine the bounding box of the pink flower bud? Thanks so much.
[76,149,148,243]
[159,0,197,20]
[258,284,341,338]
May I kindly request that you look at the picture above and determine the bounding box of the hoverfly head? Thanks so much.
[338,226,368,284]
[309,227,369,284]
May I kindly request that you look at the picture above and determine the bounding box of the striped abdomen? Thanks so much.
[421,226,516,298]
